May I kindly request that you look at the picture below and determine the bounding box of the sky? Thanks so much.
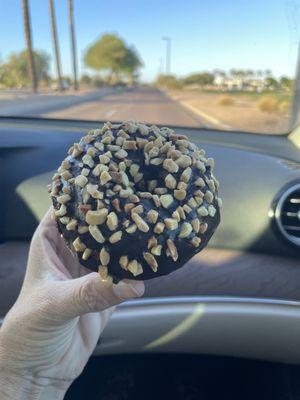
[0,0,300,82]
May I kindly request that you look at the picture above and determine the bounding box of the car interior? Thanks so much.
[1,116,300,399]
[1,1,300,399]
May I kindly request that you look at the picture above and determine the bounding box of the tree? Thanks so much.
[280,76,294,91]
[0,50,50,88]
[264,69,272,77]
[22,0,37,92]
[213,69,226,77]
[155,74,182,90]
[49,0,63,91]
[235,69,244,78]
[68,0,78,90]
[183,72,214,86]
[84,33,142,84]
[80,74,92,85]
[122,46,142,84]
[265,76,279,89]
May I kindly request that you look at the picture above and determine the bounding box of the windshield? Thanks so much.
[0,0,299,134]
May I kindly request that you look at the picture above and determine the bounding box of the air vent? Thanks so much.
[274,183,300,247]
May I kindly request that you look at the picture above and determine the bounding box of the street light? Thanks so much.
[162,37,171,75]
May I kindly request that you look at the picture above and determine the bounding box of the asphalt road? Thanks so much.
[0,87,206,128]
[45,87,205,127]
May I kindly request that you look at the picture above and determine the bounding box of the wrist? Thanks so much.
[0,372,70,400]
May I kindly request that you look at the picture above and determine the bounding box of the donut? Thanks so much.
[49,121,221,282]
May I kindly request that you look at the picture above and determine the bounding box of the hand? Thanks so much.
[0,209,144,399]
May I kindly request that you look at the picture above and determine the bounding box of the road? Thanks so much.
[44,87,205,127]
[0,87,206,128]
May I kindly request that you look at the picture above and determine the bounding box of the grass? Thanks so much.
[217,95,235,106]
[177,88,292,114]
[182,88,292,103]
[238,91,291,103]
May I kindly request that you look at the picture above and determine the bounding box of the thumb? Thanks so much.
[47,273,145,319]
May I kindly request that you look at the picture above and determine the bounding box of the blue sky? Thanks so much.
[0,0,299,81]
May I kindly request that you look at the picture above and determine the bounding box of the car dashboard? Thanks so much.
[1,117,300,364]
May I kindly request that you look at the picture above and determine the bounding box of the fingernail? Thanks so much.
[129,280,145,297]
[113,280,145,299]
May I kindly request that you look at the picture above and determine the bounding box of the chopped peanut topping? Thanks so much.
[74,175,88,187]
[119,256,129,270]
[160,194,174,209]
[179,222,193,238]
[73,237,86,252]
[167,239,178,261]
[154,222,165,234]
[163,158,179,173]
[99,247,110,265]
[86,209,108,225]
[131,213,149,232]
[143,252,158,272]
[107,212,119,231]
[89,225,105,243]
[109,231,122,243]
[164,218,178,230]
[147,209,158,224]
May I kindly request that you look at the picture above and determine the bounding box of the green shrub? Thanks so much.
[278,100,290,113]
[92,77,105,87]
[183,72,214,86]
[258,96,279,113]
[218,95,234,106]
[155,74,182,90]
[80,74,92,84]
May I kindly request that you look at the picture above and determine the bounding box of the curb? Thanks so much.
[167,92,234,130]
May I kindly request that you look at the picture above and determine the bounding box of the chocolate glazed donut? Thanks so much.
[49,121,221,282]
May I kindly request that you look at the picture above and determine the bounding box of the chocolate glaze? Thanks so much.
[50,122,221,282]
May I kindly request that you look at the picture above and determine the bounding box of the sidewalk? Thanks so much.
[0,87,121,116]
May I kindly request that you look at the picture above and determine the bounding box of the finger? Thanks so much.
[46,273,145,319]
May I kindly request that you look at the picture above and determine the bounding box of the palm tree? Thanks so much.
[246,69,254,79]
[49,0,63,91]
[257,69,263,79]
[265,69,272,77]
[68,0,78,90]
[21,0,38,93]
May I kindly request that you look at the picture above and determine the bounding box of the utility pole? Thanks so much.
[291,39,300,130]
[159,58,164,75]
[49,0,63,91]
[68,0,78,90]
[22,0,38,93]
[162,37,171,75]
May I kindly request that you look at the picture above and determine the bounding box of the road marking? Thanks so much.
[181,101,233,130]
[105,109,116,118]
[168,93,233,130]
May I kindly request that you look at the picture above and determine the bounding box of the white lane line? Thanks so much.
[105,109,116,118]
[180,101,233,130]
[168,93,233,130]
